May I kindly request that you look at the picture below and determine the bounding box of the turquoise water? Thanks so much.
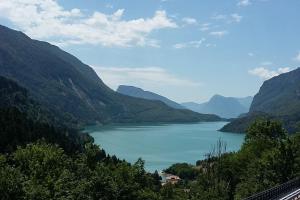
[86,122,245,172]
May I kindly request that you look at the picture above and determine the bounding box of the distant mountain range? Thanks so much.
[117,85,185,109]
[0,25,221,126]
[221,67,300,133]
[182,95,253,119]
[117,85,253,119]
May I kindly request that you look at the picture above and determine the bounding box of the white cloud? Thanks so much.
[173,38,206,49]
[237,0,251,7]
[92,66,203,102]
[231,13,243,23]
[277,67,291,74]
[249,67,291,80]
[105,4,114,9]
[92,66,202,101]
[92,66,201,88]
[212,14,227,20]
[294,52,300,62]
[0,0,177,47]
[199,23,211,32]
[182,17,197,25]
[248,52,255,57]
[260,61,273,66]
[210,30,228,38]
[205,43,217,47]
[212,13,243,23]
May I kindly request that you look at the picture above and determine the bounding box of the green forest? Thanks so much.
[0,7,300,200]
[0,44,299,199]
[0,78,300,200]
[0,80,300,199]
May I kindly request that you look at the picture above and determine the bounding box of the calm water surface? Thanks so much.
[85,122,245,172]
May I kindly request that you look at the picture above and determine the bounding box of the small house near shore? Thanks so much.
[160,173,181,185]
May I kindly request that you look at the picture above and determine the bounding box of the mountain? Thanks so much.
[0,75,54,124]
[221,68,300,133]
[117,85,184,109]
[0,25,221,126]
[0,75,90,153]
[220,112,273,133]
[250,68,300,116]
[182,95,253,119]
[236,96,253,109]
[180,102,205,113]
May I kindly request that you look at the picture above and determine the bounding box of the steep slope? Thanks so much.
[220,112,273,133]
[182,95,252,118]
[117,85,184,109]
[0,25,221,125]
[181,102,205,113]
[250,68,300,116]
[0,75,59,125]
[221,68,300,133]
[0,76,89,153]
[236,96,253,109]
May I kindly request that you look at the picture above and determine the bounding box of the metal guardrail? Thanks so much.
[244,177,300,200]
[279,189,300,200]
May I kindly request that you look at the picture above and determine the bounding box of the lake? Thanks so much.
[85,122,245,172]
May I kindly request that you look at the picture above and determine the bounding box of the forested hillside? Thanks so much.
[164,120,300,199]
[221,68,300,133]
[0,76,164,199]
[117,85,184,109]
[0,25,220,127]
[1,67,300,200]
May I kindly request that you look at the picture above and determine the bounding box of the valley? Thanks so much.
[0,1,300,198]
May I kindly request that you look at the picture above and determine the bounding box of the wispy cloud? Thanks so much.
[248,52,255,57]
[212,14,227,20]
[199,23,211,32]
[237,0,270,7]
[260,61,273,66]
[237,0,251,7]
[182,17,197,26]
[105,4,114,9]
[210,30,228,38]
[205,43,217,47]
[0,0,177,47]
[248,67,291,80]
[231,13,243,23]
[92,66,202,89]
[92,66,203,102]
[211,13,243,23]
[173,38,206,49]
[294,52,300,62]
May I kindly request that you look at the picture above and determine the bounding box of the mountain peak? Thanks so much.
[0,25,221,125]
[221,67,300,133]
[117,85,185,110]
[182,95,253,119]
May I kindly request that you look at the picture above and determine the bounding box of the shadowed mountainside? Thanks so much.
[0,25,221,127]
[221,68,300,133]
[117,85,184,109]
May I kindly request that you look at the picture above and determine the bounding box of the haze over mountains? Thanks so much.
[221,67,300,133]
[182,95,253,119]
[0,25,221,126]
[117,85,185,109]
[3,24,299,134]
[117,85,253,119]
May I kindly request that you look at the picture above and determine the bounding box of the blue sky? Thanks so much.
[0,0,300,103]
